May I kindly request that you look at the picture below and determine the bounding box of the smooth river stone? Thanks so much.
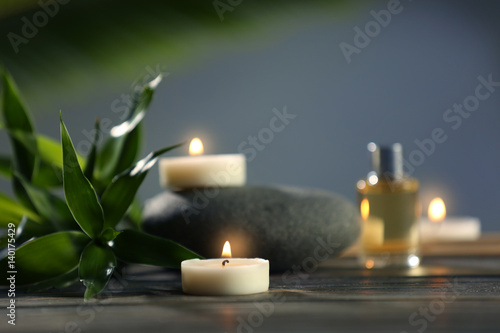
[142,186,360,272]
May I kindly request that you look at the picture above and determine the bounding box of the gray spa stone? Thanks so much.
[142,186,360,272]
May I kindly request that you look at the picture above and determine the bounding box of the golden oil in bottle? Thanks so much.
[356,143,420,269]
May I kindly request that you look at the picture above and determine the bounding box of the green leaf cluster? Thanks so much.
[0,69,202,300]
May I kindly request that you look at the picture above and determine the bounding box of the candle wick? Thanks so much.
[222,259,229,267]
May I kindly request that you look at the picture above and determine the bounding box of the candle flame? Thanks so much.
[221,241,232,258]
[189,137,204,156]
[428,197,446,222]
[360,198,370,221]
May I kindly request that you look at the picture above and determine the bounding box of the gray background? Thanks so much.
[1,0,499,231]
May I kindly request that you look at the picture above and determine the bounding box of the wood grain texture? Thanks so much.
[2,235,500,332]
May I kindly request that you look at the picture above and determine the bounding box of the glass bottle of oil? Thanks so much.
[356,142,420,269]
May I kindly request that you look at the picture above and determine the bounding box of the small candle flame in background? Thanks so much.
[189,137,204,156]
[360,198,370,220]
[221,241,232,258]
[428,197,446,223]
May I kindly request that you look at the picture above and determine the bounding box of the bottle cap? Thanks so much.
[367,142,403,180]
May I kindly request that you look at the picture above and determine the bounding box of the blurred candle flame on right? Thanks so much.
[189,137,204,156]
[428,197,446,223]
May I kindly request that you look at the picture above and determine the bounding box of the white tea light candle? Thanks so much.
[181,241,269,296]
[419,197,481,242]
[159,138,246,189]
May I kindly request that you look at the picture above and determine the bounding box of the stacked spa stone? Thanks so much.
[143,186,360,272]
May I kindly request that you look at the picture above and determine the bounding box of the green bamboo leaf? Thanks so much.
[39,134,84,168]
[95,74,162,186]
[0,192,41,227]
[7,131,82,188]
[15,216,55,245]
[14,174,75,230]
[95,138,120,187]
[61,115,104,239]
[5,129,38,195]
[114,123,143,176]
[100,143,182,229]
[12,165,38,211]
[32,162,63,188]
[100,228,121,243]
[113,230,203,268]
[0,155,12,178]
[79,242,116,301]
[83,119,100,183]
[1,70,36,181]
[125,197,143,230]
[40,134,85,168]
[0,231,89,285]
[28,267,79,292]
[9,131,85,170]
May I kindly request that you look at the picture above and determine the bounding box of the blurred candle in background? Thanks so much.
[419,197,481,242]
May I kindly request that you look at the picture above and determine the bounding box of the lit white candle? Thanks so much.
[360,198,384,248]
[181,241,269,296]
[419,197,481,242]
[159,138,246,189]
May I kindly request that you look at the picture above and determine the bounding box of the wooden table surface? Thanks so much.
[2,234,500,333]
